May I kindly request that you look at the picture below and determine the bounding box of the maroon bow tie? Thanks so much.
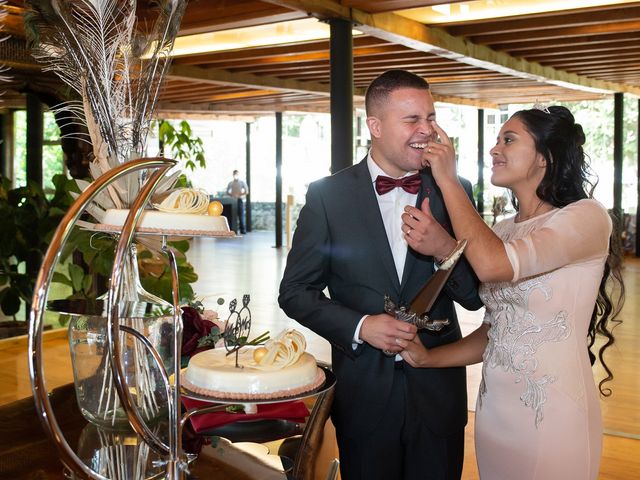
[375,173,422,195]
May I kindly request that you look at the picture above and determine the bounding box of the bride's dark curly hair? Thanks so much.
[511,105,625,396]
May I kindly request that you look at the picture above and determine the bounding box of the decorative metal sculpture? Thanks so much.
[223,295,252,368]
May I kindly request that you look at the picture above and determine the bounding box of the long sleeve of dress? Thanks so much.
[502,199,612,282]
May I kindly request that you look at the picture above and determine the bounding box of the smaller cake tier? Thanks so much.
[96,209,234,236]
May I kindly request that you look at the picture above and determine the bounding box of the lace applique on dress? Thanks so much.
[478,274,571,427]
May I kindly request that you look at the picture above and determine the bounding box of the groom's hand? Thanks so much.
[360,314,417,354]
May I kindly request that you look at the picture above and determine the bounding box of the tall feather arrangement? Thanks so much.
[23,0,186,212]
[23,1,189,428]
[0,0,11,86]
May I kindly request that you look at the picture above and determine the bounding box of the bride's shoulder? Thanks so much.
[560,198,608,216]
[554,198,611,229]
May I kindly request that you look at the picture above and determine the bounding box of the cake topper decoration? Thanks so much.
[222,295,250,367]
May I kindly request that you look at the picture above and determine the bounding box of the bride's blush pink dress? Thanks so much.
[475,198,611,480]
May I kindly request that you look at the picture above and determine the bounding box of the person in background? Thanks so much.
[399,105,624,479]
[226,169,248,234]
[279,69,482,480]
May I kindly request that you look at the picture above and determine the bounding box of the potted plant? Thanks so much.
[0,174,76,336]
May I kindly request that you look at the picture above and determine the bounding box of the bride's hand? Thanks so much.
[422,121,458,186]
[399,335,431,368]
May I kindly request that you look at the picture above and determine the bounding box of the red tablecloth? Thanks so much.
[182,397,310,433]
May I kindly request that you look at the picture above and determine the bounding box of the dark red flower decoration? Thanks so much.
[181,306,220,357]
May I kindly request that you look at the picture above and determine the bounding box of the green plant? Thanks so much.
[157,120,206,171]
[137,239,199,304]
[0,172,201,322]
[0,174,78,317]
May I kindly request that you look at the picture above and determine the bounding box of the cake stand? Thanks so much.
[179,365,336,477]
[28,157,236,480]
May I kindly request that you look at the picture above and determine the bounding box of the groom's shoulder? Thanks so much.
[311,160,366,191]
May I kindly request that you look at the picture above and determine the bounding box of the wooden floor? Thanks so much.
[1,231,639,478]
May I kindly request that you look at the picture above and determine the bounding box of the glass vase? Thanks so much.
[66,245,175,429]
[72,422,166,479]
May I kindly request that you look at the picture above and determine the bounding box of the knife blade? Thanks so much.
[409,239,467,315]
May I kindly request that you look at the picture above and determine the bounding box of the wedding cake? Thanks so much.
[183,329,325,400]
[98,188,232,235]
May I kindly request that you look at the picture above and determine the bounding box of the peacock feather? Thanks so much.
[23,0,186,212]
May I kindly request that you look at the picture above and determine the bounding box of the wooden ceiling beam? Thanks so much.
[184,45,417,71]
[170,35,389,66]
[541,55,640,69]
[492,32,640,52]
[516,43,640,58]
[469,21,640,45]
[261,0,640,96]
[167,64,368,98]
[175,0,307,36]
[568,66,640,74]
[432,95,497,109]
[342,1,468,13]
[446,7,640,37]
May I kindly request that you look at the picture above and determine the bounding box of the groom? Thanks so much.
[278,70,482,480]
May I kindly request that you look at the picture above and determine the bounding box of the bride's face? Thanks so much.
[489,117,547,193]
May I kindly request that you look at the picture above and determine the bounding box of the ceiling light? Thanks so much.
[170,18,363,57]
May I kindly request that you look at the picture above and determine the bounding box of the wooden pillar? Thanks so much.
[0,111,14,181]
[329,18,353,174]
[275,112,283,248]
[245,122,252,233]
[476,108,485,216]
[26,93,44,188]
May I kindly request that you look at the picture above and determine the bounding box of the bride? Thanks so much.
[398,105,624,479]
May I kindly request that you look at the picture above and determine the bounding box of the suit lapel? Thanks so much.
[351,160,401,294]
[399,171,439,292]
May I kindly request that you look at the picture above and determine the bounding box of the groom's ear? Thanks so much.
[366,116,382,138]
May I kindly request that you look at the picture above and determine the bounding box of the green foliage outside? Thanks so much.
[13,111,64,193]
[157,119,206,171]
[515,98,639,210]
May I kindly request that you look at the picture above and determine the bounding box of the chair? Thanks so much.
[288,386,336,480]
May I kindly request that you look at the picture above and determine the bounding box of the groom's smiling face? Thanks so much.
[367,87,437,178]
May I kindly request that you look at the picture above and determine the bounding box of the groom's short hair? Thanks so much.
[365,70,430,116]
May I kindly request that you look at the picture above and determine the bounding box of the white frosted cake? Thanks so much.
[101,208,230,234]
[183,329,325,400]
[97,188,233,236]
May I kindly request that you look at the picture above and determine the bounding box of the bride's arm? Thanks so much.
[399,323,489,368]
[404,121,513,282]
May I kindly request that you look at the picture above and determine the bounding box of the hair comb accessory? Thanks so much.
[533,103,551,114]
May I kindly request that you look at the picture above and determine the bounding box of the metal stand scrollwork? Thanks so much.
[28,158,190,480]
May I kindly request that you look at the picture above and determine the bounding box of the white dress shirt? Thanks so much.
[353,153,419,350]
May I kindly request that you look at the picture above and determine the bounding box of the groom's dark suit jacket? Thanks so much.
[279,159,482,440]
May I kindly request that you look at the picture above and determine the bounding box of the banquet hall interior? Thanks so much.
[0,1,639,479]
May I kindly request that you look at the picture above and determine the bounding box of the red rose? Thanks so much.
[181,306,219,357]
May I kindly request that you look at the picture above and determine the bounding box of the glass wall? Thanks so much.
[153,97,638,232]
